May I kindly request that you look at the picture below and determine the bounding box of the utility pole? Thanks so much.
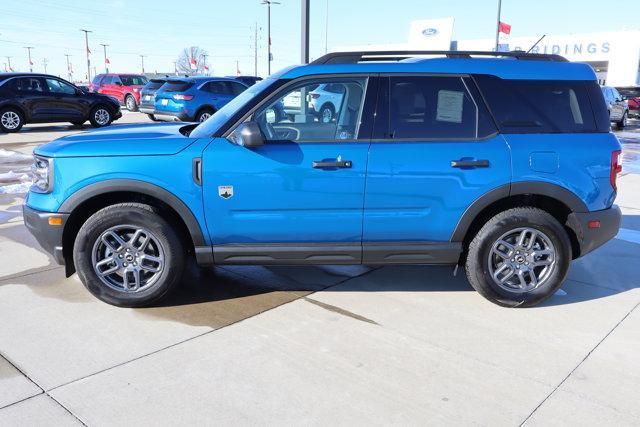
[261,1,280,75]
[4,56,11,72]
[64,54,72,81]
[139,55,146,74]
[325,0,329,54]
[24,47,34,73]
[494,0,502,51]
[100,43,109,73]
[201,53,208,75]
[80,29,92,82]
[253,22,258,76]
[301,0,310,64]
[41,58,48,74]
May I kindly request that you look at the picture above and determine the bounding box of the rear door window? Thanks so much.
[386,76,493,139]
[14,77,45,93]
[475,75,599,133]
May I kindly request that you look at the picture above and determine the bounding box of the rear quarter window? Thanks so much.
[474,75,604,133]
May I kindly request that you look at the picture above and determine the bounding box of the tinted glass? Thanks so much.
[160,81,193,92]
[475,75,599,133]
[120,75,148,86]
[102,76,113,85]
[226,81,247,95]
[146,79,166,90]
[205,81,229,94]
[388,76,478,139]
[46,78,76,94]
[618,87,640,98]
[586,82,611,132]
[92,75,103,85]
[15,77,44,92]
[254,77,367,142]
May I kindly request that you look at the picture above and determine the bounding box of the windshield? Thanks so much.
[190,77,280,138]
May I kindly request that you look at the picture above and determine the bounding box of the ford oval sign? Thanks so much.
[422,28,438,37]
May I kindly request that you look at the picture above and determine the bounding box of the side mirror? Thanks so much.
[228,121,264,148]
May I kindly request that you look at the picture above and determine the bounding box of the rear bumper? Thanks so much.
[139,106,155,115]
[567,205,621,258]
[153,111,192,121]
[22,205,69,265]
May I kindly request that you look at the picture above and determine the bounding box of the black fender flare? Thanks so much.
[58,179,206,247]
[450,181,588,242]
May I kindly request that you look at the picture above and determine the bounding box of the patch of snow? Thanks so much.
[0,182,32,194]
[0,171,30,182]
[0,149,31,163]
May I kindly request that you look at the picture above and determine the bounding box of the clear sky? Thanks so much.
[0,0,638,81]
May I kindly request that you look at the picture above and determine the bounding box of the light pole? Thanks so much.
[100,43,109,73]
[41,58,48,74]
[24,47,34,73]
[64,54,72,81]
[261,0,280,75]
[4,56,11,72]
[139,55,146,74]
[80,29,92,81]
[301,0,310,64]
[494,0,502,51]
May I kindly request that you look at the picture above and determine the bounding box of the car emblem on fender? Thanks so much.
[218,185,234,199]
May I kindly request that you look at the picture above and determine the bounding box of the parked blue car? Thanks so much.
[138,77,168,121]
[152,76,248,122]
[23,50,622,308]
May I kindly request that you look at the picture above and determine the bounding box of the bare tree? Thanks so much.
[176,46,210,75]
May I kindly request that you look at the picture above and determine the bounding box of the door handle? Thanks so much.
[312,160,352,169]
[450,159,490,168]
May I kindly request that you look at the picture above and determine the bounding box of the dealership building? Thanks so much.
[340,19,640,87]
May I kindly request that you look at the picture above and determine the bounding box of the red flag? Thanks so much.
[189,57,197,70]
[87,46,91,55]
[498,21,511,35]
[105,57,110,65]
[203,64,209,71]
[29,59,33,66]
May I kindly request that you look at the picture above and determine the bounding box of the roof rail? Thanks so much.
[311,50,568,65]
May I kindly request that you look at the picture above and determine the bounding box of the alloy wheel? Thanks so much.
[487,227,557,293]
[91,225,165,293]
[94,108,110,125]
[1,111,21,130]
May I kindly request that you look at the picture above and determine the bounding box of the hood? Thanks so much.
[35,123,198,158]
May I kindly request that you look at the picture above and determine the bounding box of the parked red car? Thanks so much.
[617,87,640,118]
[90,74,149,111]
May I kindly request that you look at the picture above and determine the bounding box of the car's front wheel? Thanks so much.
[0,107,24,133]
[89,105,113,127]
[465,207,571,307]
[616,111,627,129]
[73,203,185,307]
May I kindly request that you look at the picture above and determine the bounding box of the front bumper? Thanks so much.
[567,205,621,258]
[22,205,69,265]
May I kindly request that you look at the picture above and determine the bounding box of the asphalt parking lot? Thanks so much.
[0,114,639,425]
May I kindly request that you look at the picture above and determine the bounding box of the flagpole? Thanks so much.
[100,44,109,73]
[24,47,34,73]
[80,29,92,82]
[494,0,502,51]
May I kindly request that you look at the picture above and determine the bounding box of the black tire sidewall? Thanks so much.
[320,104,334,122]
[73,205,185,307]
[125,95,137,111]
[196,109,214,122]
[0,108,24,133]
[466,209,571,307]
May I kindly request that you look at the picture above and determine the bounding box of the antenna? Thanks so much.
[526,35,546,54]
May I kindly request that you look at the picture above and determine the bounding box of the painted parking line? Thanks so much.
[615,228,640,245]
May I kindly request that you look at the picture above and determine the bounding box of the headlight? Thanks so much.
[31,155,54,193]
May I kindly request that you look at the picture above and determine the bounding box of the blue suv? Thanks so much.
[23,51,622,308]
[152,76,248,122]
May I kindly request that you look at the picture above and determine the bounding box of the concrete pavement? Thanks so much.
[0,115,638,425]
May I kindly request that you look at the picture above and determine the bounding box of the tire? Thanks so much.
[147,114,159,122]
[89,105,113,128]
[0,107,24,133]
[125,94,138,112]
[73,203,185,307]
[195,108,214,122]
[319,104,334,123]
[465,207,571,308]
[616,111,627,129]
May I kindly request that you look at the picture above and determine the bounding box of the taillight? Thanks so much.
[310,93,320,99]
[610,150,622,191]
[172,94,193,101]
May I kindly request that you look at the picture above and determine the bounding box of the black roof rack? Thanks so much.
[311,50,568,65]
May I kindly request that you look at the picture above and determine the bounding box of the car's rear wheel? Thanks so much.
[465,207,571,307]
[319,104,334,123]
[195,108,214,122]
[616,111,627,129]
[0,108,24,133]
[125,94,138,111]
[89,105,113,127]
[73,203,185,307]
